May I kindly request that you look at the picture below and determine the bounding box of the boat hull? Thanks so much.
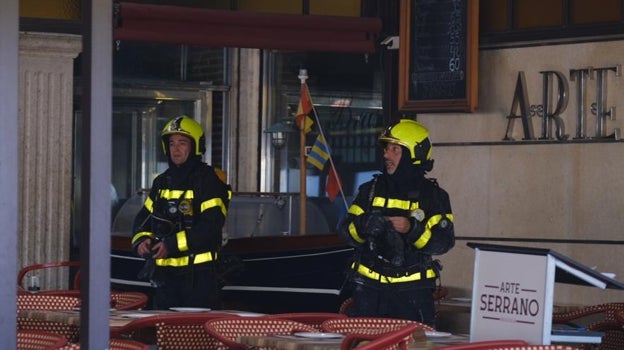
[111,234,353,312]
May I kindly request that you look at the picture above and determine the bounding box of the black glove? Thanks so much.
[152,215,176,237]
[353,212,387,240]
[377,230,406,267]
[405,218,426,245]
[137,257,155,281]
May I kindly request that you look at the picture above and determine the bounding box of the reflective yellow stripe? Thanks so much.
[227,189,233,200]
[160,189,194,200]
[155,251,217,267]
[144,197,154,213]
[176,230,188,252]
[132,231,154,245]
[371,197,419,211]
[201,197,228,217]
[414,214,454,249]
[348,222,365,244]
[347,204,364,216]
[352,262,436,283]
[385,198,411,210]
[414,227,432,249]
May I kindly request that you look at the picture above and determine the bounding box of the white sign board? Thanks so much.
[470,249,555,344]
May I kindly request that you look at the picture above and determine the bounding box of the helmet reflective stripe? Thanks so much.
[378,119,432,165]
[161,116,206,156]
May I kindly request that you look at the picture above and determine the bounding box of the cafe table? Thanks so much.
[18,308,262,331]
[18,308,269,332]
[17,309,176,330]
[237,331,470,350]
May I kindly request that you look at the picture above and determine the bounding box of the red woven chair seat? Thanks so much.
[552,302,624,350]
[17,294,82,343]
[340,323,420,350]
[17,319,80,344]
[110,292,148,311]
[111,312,238,350]
[17,295,82,311]
[59,338,149,350]
[17,329,68,350]
[321,316,435,333]
[264,312,348,331]
[204,317,319,350]
[321,317,434,350]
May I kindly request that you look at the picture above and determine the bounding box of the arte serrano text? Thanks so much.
[479,282,540,316]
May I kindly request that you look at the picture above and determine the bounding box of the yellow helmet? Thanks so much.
[161,116,206,156]
[378,119,432,165]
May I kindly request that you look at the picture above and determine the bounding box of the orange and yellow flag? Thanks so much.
[295,83,314,134]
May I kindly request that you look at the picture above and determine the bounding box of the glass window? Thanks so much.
[113,41,225,84]
[265,50,384,202]
[72,42,227,244]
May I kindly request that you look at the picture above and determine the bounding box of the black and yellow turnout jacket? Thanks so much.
[339,170,454,289]
[132,157,231,274]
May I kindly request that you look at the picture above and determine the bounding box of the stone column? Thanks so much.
[228,48,261,192]
[18,32,81,289]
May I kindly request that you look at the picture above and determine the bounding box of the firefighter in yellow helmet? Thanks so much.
[338,119,455,326]
[132,115,231,310]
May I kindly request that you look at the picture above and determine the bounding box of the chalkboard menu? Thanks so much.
[398,0,478,112]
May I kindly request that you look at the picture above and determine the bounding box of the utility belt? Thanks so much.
[351,262,436,284]
[155,251,217,267]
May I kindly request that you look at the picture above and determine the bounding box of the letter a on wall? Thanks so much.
[504,71,535,141]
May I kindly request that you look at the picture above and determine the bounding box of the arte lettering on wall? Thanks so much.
[504,64,621,141]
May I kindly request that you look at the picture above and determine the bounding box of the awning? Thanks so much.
[113,2,382,53]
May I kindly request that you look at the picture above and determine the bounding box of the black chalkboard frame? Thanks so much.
[398,0,479,112]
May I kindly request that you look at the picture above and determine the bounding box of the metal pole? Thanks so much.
[298,69,308,236]
[0,0,19,347]
[80,0,112,348]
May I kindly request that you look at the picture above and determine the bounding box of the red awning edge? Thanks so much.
[114,2,383,53]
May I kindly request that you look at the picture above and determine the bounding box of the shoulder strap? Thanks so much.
[367,176,378,211]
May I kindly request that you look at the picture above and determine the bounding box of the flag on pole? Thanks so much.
[326,163,342,202]
[295,83,314,134]
[307,134,330,170]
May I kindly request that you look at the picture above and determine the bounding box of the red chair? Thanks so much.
[109,339,150,350]
[340,323,420,350]
[204,317,319,350]
[552,302,624,350]
[321,317,433,350]
[264,312,348,330]
[111,312,239,350]
[110,292,149,311]
[29,290,147,310]
[17,294,82,311]
[18,261,81,291]
[17,294,82,343]
[321,316,435,333]
[17,330,69,350]
[60,339,150,350]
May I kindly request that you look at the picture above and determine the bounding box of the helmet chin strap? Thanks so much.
[415,159,434,173]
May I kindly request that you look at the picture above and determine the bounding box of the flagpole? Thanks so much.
[298,69,308,236]
[308,97,349,210]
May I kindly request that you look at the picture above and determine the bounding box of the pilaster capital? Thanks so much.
[19,32,82,59]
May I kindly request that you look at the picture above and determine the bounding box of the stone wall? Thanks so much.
[418,40,624,306]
